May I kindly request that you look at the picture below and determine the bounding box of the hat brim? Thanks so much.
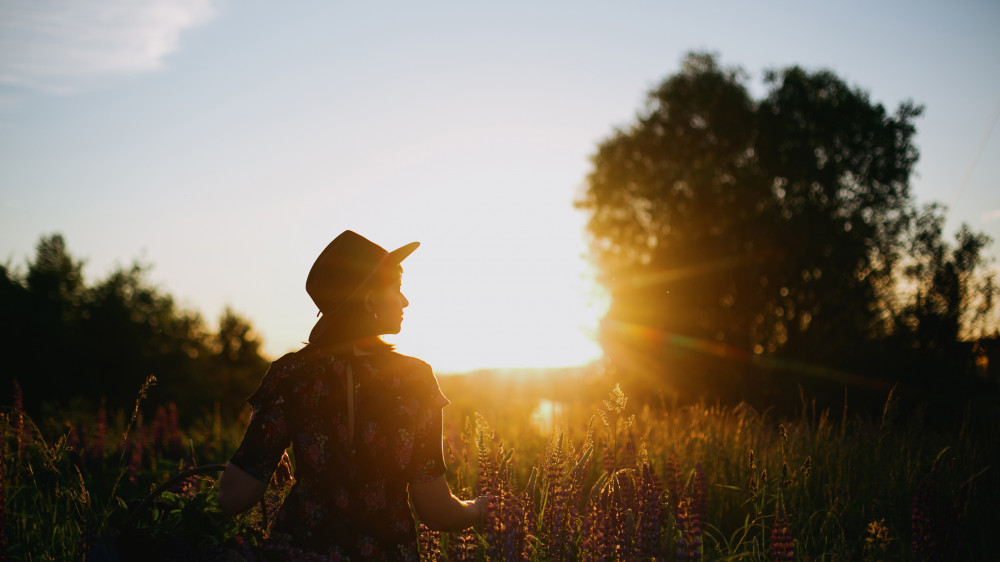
[388,241,420,265]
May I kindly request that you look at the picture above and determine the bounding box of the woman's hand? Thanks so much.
[218,462,267,516]
[471,495,490,532]
[409,475,488,532]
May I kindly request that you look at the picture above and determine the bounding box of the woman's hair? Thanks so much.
[307,263,402,351]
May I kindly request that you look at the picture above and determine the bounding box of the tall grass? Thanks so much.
[3,375,996,560]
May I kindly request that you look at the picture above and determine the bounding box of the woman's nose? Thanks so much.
[400,293,409,308]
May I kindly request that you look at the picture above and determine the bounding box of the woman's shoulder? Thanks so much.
[373,352,449,405]
[249,348,347,403]
[268,348,341,377]
[370,351,434,379]
[381,351,432,371]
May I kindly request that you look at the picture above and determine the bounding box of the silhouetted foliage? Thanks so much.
[578,53,997,409]
[0,234,269,419]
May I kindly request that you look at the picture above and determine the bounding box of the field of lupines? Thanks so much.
[3,371,996,561]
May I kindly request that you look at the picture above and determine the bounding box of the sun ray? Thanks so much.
[608,251,774,293]
[603,319,892,391]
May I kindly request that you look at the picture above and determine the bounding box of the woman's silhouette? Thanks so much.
[219,230,487,560]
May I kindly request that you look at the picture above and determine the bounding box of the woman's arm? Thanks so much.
[218,462,267,516]
[409,475,487,532]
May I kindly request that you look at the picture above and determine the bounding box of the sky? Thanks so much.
[1,1,998,374]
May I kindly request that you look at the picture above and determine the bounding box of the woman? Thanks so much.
[219,230,487,560]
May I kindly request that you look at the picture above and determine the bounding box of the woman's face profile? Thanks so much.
[369,278,408,335]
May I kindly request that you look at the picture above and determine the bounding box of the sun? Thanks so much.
[382,233,609,374]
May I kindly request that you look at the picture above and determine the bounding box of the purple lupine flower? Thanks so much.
[476,446,501,557]
[691,463,707,529]
[167,402,183,458]
[664,453,683,514]
[520,470,538,561]
[636,462,664,558]
[769,500,794,561]
[622,430,637,468]
[579,498,599,561]
[599,480,626,561]
[501,490,524,561]
[675,496,703,560]
[483,492,501,560]
[445,528,476,561]
[152,405,168,456]
[540,433,568,559]
[91,399,107,462]
[126,413,144,484]
[417,524,443,561]
[12,381,27,460]
[602,446,615,474]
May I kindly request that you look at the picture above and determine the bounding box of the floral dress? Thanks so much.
[229,347,450,560]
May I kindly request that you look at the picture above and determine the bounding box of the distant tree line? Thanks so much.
[0,234,269,420]
[579,53,998,409]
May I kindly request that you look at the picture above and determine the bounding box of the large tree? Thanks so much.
[579,53,990,402]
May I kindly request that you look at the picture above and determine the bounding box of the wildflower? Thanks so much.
[675,495,702,560]
[12,381,28,460]
[664,453,682,513]
[126,412,144,484]
[579,498,600,560]
[799,456,812,481]
[622,431,637,468]
[635,462,663,558]
[519,469,539,561]
[91,398,108,462]
[164,459,196,499]
[691,464,707,527]
[444,527,476,561]
[153,405,168,455]
[864,518,891,555]
[417,524,443,561]
[602,446,615,474]
[769,501,794,561]
[167,402,184,458]
[597,480,627,561]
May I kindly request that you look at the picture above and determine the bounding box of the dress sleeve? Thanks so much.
[408,363,450,484]
[228,361,293,484]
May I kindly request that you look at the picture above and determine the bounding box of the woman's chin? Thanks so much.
[381,324,402,335]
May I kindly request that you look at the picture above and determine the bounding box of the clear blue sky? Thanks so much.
[2,1,998,372]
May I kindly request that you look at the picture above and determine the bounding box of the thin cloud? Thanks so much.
[0,0,215,92]
[984,208,1000,224]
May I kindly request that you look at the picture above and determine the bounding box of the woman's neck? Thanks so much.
[352,335,390,354]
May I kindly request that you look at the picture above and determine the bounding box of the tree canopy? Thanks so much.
[0,234,269,418]
[579,53,996,405]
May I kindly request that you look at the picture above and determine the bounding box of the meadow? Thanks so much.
[3,368,996,561]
